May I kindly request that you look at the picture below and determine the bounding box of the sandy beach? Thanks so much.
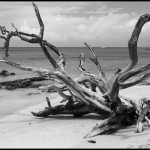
[0,85,150,148]
[1,0,150,148]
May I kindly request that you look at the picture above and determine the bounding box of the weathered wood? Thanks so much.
[84,114,123,138]
[31,98,93,117]
[32,2,44,39]
[120,14,150,74]
[119,63,150,83]
[135,99,150,133]
[119,72,150,89]
[84,42,107,86]
[78,53,86,72]
[0,58,50,77]
[1,2,150,138]
[0,76,48,90]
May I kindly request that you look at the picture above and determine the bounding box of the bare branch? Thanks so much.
[46,97,52,108]
[77,53,86,72]
[119,72,150,89]
[43,40,66,70]
[0,2,45,57]
[32,2,44,39]
[38,40,60,70]
[120,14,150,74]
[119,63,150,83]
[77,50,108,94]
[15,31,66,71]
[103,14,150,111]
[2,33,13,57]
[119,94,137,108]
[0,35,6,40]
[84,42,107,84]
[0,26,9,35]
[52,71,112,115]
[39,84,67,92]
[11,23,18,32]
[51,85,70,100]
[0,58,50,77]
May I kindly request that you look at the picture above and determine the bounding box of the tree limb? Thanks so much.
[120,14,150,74]
[119,72,150,89]
[32,2,44,39]
[84,42,107,85]
[119,63,150,83]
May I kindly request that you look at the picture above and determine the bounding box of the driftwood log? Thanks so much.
[0,76,48,90]
[0,2,150,138]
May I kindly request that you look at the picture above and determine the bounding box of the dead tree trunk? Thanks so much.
[0,3,150,138]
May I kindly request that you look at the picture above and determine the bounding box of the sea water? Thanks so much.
[0,47,150,82]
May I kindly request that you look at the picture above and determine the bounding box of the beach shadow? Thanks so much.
[108,125,150,140]
[32,114,108,124]
[0,113,107,124]
[112,131,150,140]
[48,114,107,120]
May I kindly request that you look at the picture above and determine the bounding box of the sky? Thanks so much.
[0,1,150,47]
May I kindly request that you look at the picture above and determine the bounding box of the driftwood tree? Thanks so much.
[0,2,150,138]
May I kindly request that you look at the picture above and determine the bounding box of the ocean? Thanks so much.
[0,47,150,82]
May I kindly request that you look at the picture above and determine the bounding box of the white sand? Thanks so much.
[0,86,150,148]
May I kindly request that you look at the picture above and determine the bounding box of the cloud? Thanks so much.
[39,11,133,46]
[83,5,122,15]
[1,2,150,47]
[126,19,137,27]
[15,8,137,46]
[19,21,40,35]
